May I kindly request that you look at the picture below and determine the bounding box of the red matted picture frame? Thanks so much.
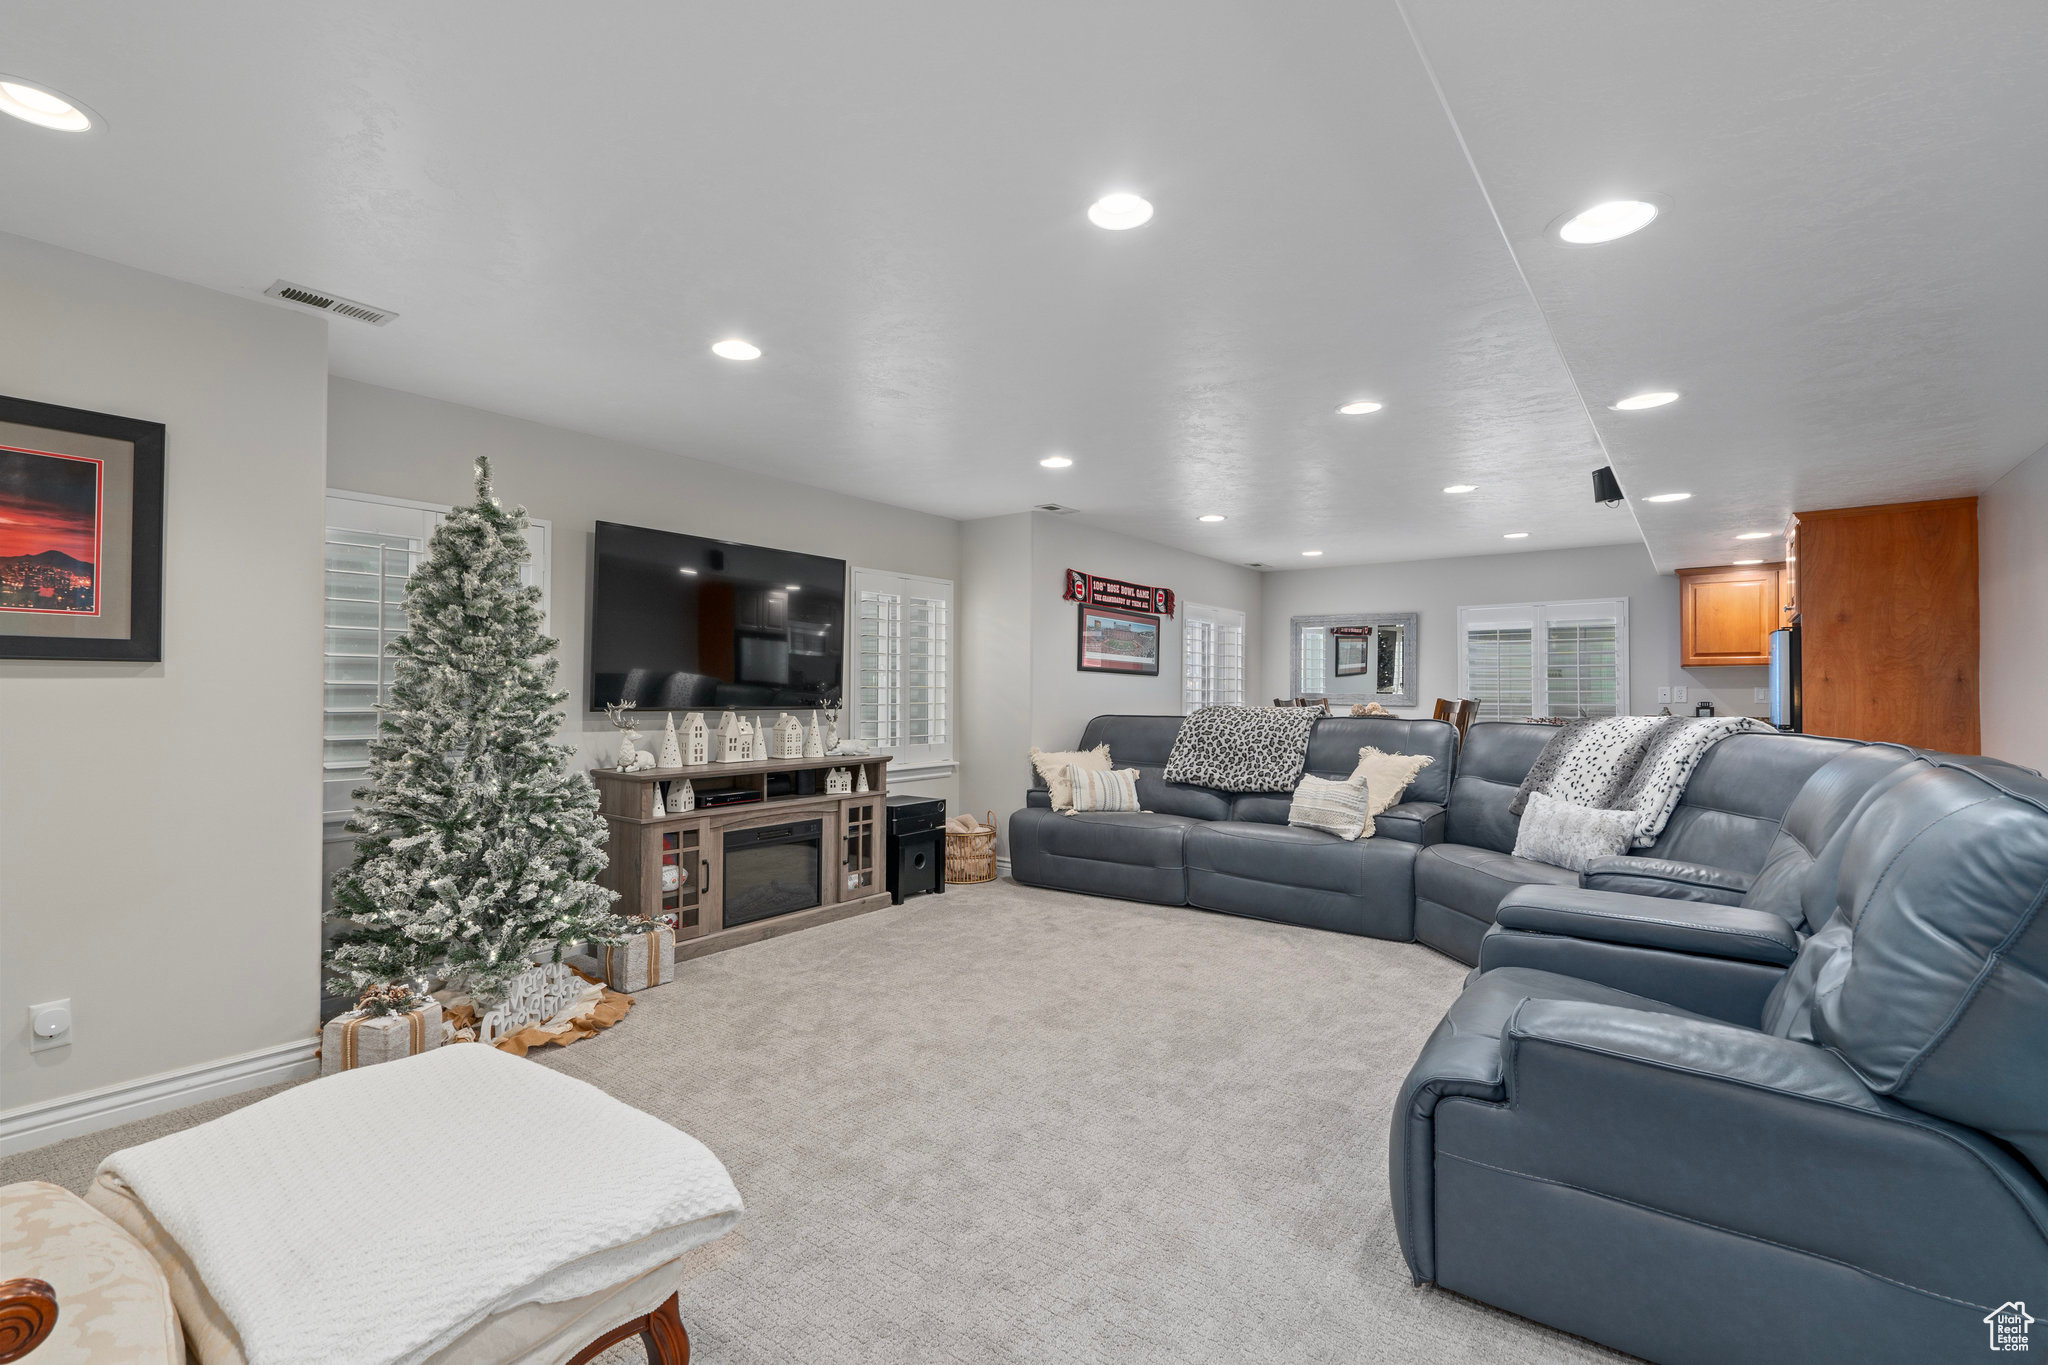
[1076,602,1161,675]
[0,394,165,661]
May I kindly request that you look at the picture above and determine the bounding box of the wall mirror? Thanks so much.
[1289,612,1420,709]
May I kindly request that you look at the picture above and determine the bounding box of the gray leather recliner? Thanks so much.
[1391,756,2048,1365]
[1475,742,1923,1021]
[1006,713,1458,939]
[1411,723,1861,963]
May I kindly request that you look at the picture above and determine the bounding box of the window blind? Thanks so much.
[1183,603,1247,712]
[853,567,953,763]
[1458,599,1628,722]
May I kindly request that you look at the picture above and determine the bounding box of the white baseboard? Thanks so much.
[996,856,1012,878]
[1,1037,320,1157]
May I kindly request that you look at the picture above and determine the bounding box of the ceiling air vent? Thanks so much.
[1034,503,1079,515]
[1246,562,1267,568]
[263,279,398,326]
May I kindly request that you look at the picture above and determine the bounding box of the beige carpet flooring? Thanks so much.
[5,879,1631,1364]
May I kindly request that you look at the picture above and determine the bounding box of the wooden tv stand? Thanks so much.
[591,753,891,962]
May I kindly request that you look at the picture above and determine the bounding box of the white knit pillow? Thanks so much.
[1288,773,1374,841]
[1067,766,1141,814]
[1352,747,1434,817]
[1030,744,1111,811]
[1512,791,1640,872]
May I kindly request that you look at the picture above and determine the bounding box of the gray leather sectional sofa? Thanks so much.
[1012,712,2048,1363]
[1008,714,1458,942]
[1393,752,2048,1364]
[1008,712,1861,964]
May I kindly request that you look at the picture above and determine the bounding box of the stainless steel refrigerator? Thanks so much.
[1768,625,1801,732]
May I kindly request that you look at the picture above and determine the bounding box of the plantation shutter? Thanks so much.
[1182,603,1247,713]
[1458,599,1628,722]
[323,492,548,827]
[853,567,953,764]
[1545,610,1622,719]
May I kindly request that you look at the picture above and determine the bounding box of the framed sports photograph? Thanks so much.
[0,394,164,661]
[1076,602,1160,675]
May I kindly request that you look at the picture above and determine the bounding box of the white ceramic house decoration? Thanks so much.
[825,767,852,795]
[681,712,709,766]
[771,713,805,759]
[657,713,682,769]
[713,711,749,763]
[804,714,825,759]
[672,778,695,812]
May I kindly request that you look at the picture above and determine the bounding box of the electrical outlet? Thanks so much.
[29,998,72,1053]
[1672,686,1688,705]
[1656,686,1672,704]
[1755,687,1769,703]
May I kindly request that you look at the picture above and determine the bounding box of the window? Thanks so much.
[1457,598,1627,722]
[323,491,549,827]
[1183,603,1246,712]
[852,567,953,766]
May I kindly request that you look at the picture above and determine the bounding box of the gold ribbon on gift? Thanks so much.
[336,1007,427,1071]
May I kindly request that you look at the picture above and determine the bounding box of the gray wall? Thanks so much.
[326,378,964,810]
[956,513,1034,837]
[1981,442,2048,770]
[1029,512,1264,749]
[957,509,1264,852]
[1,235,329,1109]
[1257,542,1770,722]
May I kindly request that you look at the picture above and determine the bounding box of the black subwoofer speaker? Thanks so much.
[886,794,947,905]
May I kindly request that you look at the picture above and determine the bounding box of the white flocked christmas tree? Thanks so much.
[327,457,619,1007]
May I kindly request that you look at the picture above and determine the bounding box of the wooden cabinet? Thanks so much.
[1678,563,1784,667]
[1790,498,1978,753]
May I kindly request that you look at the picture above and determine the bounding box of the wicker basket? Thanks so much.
[946,811,998,884]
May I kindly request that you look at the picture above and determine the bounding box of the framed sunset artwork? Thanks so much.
[0,395,164,661]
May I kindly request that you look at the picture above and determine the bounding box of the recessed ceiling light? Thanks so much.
[1301,550,1324,557]
[0,78,95,132]
[1443,484,1478,494]
[1503,532,1530,539]
[1733,559,1763,566]
[1197,514,1226,523]
[1336,400,1384,416]
[679,568,698,575]
[1558,199,1659,244]
[1644,492,1692,503]
[1039,455,1073,468]
[1610,391,1680,411]
[785,584,802,591]
[1087,193,1154,230]
[710,338,761,360]
[1736,531,1772,540]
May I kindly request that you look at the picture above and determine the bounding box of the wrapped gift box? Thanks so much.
[320,999,443,1076]
[600,926,675,993]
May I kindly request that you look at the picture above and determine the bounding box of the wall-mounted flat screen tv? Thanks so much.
[589,521,845,712]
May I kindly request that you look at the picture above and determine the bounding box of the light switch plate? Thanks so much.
[29,998,72,1053]
[1755,687,1770,702]
[1656,686,1672,704]
[1673,686,1688,704]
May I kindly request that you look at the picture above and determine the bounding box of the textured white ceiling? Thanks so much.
[1404,0,2048,570]
[2,2,2042,571]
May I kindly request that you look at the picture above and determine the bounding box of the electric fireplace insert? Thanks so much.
[722,819,823,927]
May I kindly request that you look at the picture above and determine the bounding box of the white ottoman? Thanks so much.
[90,1044,742,1365]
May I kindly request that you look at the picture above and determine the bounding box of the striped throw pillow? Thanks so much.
[1287,773,1375,841]
[1067,766,1141,814]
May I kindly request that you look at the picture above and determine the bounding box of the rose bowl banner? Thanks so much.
[1063,569,1175,618]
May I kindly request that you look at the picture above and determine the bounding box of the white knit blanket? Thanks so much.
[100,1043,743,1365]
